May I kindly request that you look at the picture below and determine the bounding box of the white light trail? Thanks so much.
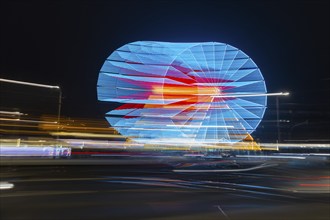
[128,127,189,131]
[236,155,306,160]
[50,132,125,138]
[173,163,277,173]
[166,125,234,128]
[0,118,57,124]
[260,143,330,148]
[0,182,14,190]
[0,78,60,89]
[212,92,290,98]
[0,111,26,116]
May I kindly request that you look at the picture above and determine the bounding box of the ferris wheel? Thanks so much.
[97,41,268,144]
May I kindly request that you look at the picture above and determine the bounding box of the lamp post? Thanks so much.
[56,87,62,131]
[274,92,290,143]
[276,96,280,143]
[0,78,62,130]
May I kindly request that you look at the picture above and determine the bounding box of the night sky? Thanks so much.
[1,0,329,141]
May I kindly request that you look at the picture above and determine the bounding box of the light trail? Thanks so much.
[0,111,26,116]
[0,182,14,190]
[0,118,57,124]
[166,125,234,128]
[50,132,125,138]
[173,163,277,173]
[236,155,306,159]
[212,92,289,98]
[0,78,60,89]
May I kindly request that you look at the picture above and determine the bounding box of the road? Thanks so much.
[1,156,329,220]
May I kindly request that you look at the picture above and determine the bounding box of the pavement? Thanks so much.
[0,155,329,220]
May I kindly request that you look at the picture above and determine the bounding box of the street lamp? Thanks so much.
[275,92,290,143]
[0,78,62,128]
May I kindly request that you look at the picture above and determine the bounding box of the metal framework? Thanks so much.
[97,41,267,144]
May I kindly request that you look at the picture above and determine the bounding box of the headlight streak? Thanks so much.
[173,163,278,173]
[235,155,306,160]
[0,118,57,124]
[49,132,125,139]
[0,182,14,190]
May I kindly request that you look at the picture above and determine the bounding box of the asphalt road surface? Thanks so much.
[1,156,329,220]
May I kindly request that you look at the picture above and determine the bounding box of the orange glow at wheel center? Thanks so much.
[152,85,221,97]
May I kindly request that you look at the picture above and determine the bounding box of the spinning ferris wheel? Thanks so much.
[97,41,287,145]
